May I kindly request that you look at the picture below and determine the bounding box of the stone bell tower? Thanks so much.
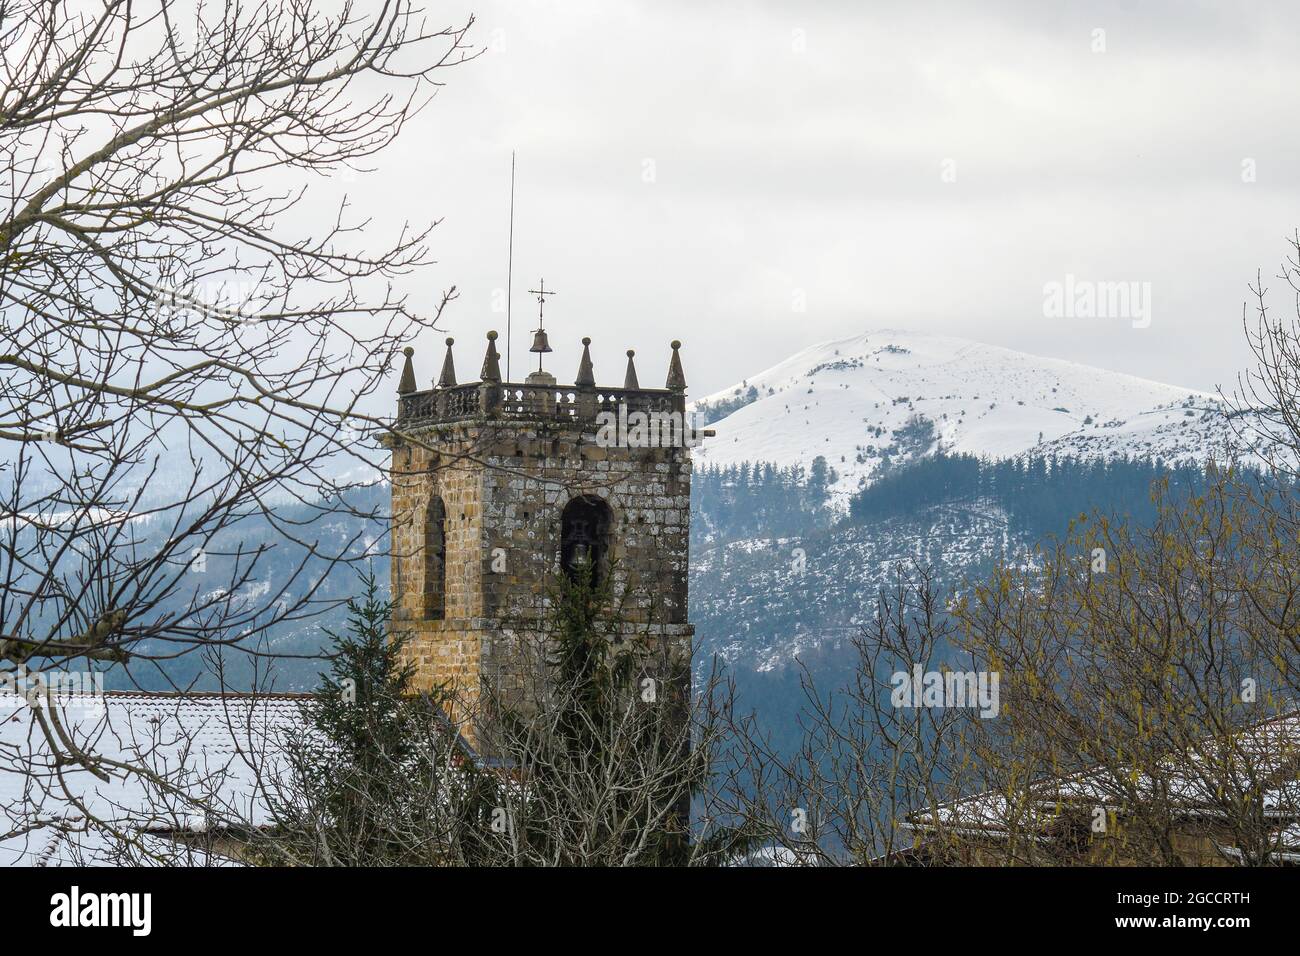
[386,321,696,745]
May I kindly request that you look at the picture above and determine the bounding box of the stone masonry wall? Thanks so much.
[388,415,694,746]
[389,429,486,725]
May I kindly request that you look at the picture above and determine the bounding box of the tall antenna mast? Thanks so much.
[506,151,516,381]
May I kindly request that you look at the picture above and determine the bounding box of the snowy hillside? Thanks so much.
[691,500,1025,673]
[692,330,1263,508]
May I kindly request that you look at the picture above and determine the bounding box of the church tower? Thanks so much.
[387,322,696,746]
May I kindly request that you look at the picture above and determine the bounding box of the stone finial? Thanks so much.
[666,339,686,391]
[624,349,640,390]
[576,336,596,387]
[437,337,457,388]
[480,330,502,383]
[397,346,417,394]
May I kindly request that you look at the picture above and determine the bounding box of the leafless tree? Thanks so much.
[715,474,1300,866]
[942,469,1300,865]
[0,0,475,849]
[711,566,982,865]
[1226,231,1300,475]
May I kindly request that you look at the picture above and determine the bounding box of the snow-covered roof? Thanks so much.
[0,692,311,866]
[908,710,1300,859]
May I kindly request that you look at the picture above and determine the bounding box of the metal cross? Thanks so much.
[528,278,557,323]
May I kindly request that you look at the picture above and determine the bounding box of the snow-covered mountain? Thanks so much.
[692,330,1262,508]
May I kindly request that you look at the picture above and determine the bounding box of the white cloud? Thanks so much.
[325,0,1300,398]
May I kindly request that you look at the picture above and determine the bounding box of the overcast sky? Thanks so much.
[333,0,1300,399]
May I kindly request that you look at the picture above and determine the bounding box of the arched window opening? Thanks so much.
[424,496,447,620]
[393,521,405,609]
[560,495,613,588]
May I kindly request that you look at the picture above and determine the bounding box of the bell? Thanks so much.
[529,328,553,354]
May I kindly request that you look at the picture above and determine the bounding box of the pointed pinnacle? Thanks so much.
[624,349,640,390]
[666,339,686,391]
[398,346,417,394]
[480,330,501,383]
[576,336,595,387]
[438,337,457,388]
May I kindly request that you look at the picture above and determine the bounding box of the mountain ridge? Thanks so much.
[691,329,1260,509]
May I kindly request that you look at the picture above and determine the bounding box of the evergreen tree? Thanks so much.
[809,455,831,509]
[262,571,500,865]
